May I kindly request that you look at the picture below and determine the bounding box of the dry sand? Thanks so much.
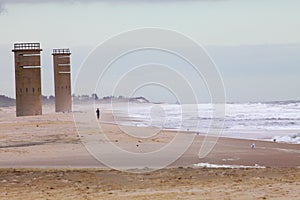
[0,105,300,199]
[1,168,300,200]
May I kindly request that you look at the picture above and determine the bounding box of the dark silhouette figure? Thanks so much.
[96,108,100,120]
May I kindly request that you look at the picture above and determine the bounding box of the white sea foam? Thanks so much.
[272,133,300,144]
[103,102,300,144]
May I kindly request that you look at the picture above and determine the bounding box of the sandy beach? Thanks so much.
[0,105,300,199]
[1,0,300,198]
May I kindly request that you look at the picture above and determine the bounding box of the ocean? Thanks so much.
[106,101,300,144]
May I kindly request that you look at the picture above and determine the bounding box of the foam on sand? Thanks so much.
[194,163,266,169]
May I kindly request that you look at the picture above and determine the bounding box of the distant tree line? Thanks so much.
[0,94,150,107]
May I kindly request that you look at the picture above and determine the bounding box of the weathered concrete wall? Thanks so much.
[13,43,42,117]
[53,49,72,112]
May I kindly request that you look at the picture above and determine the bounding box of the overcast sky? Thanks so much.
[0,0,299,102]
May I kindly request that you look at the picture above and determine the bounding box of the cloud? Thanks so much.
[0,0,223,14]
[0,0,215,3]
[0,0,222,5]
[0,3,5,13]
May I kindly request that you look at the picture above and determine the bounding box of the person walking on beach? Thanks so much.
[96,108,100,120]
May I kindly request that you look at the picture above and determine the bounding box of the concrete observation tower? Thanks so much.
[12,43,42,117]
[52,49,72,112]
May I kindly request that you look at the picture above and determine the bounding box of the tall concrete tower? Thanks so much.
[52,49,72,112]
[12,43,42,117]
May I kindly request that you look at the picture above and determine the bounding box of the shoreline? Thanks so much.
[1,105,300,168]
[98,119,300,145]
[2,104,300,145]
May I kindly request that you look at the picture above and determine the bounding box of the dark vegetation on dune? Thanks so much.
[0,95,14,107]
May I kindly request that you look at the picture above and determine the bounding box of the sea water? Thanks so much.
[106,101,300,144]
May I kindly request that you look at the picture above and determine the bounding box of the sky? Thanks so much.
[0,0,299,102]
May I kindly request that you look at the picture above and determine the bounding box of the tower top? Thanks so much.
[52,49,71,55]
[13,43,41,51]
